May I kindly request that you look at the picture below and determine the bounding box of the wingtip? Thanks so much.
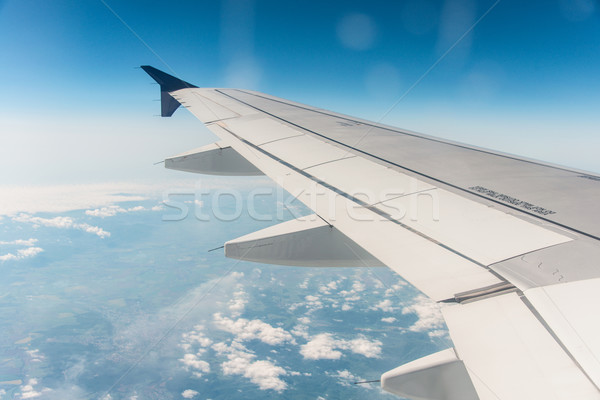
[140,65,197,92]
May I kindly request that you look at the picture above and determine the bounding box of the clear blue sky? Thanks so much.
[1,0,599,184]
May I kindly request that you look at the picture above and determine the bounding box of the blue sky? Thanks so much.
[1,0,599,185]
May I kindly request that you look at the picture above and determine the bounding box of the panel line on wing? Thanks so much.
[255,133,307,147]
[214,89,600,243]
[519,294,600,392]
[215,123,488,269]
[301,155,358,171]
[229,89,590,176]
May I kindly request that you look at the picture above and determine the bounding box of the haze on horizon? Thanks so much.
[1,0,599,187]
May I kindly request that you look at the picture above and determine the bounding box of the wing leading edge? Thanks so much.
[142,66,600,399]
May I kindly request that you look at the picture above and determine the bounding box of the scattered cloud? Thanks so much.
[213,313,295,346]
[13,214,110,238]
[371,299,395,312]
[230,271,245,279]
[181,389,199,399]
[329,370,362,387]
[0,243,43,262]
[0,238,37,246]
[300,334,343,360]
[228,288,247,318]
[304,295,322,309]
[213,341,290,392]
[298,278,309,289]
[352,281,365,292]
[300,333,382,360]
[381,317,396,323]
[347,336,382,358]
[181,325,213,350]
[18,378,51,399]
[179,353,210,377]
[85,205,145,218]
[385,282,408,297]
[291,324,309,339]
[318,280,339,295]
[402,295,447,338]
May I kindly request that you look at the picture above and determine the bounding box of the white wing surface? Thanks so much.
[142,66,600,399]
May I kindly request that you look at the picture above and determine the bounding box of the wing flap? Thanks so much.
[443,292,600,400]
[525,279,600,389]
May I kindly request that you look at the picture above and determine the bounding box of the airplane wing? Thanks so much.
[142,65,600,400]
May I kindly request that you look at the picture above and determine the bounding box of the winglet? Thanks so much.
[141,65,197,117]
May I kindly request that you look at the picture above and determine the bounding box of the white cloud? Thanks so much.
[381,317,396,323]
[85,205,146,218]
[17,246,43,258]
[0,246,43,262]
[352,281,366,292]
[213,341,290,392]
[180,353,210,376]
[346,336,382,358]
[336,280,365,305]
[13,214,110,238]
[300,334,343,360]
[242,359,287,392]
[330,370,361,386]
[228,289,247,318]
[291,316,311,339]
[0,238,37,246]
[318,280,339,295]
[304,295,322,308]
[402,295,446,337]
[318,285,331,294]
[19,378,51,399]
[385,282,408,297]
[181,325,213,348]
[371,299,395,312]
[291,324,309,339]
[213,314,294,346]
[181,389,198,399]
[300,333,382,360]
